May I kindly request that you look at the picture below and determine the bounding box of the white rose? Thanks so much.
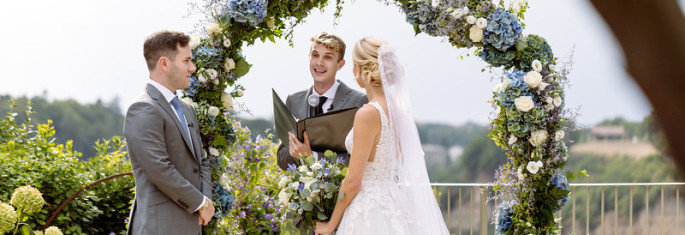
[451,9,464,19]
[198,73,207,83]
[529,130,548,146]
[476,18,488,29]
[278,190,289,206]
[524,71,542,88]
[298,165,308,173]
[555,130,565,141]
[278,177,288,188]
[545,97,553,104]
[206,23,221,35]
[514,96,534,112]
[431,0,439,8]
[208,106,220,117]
[502,78,511,90]
[181,97,194,107]
[224,58,235,71]
[532,60,543,72]
[209,147,219,156]
[206,69,218,80]
[516,166,525,180]
[508,135,518,145]
[212,78,219,85]
[469,25,483,42]
[526,160,543,174]
[466,15,476,24]
[237,89,244,97]
[220,173,230,189]
[266,17,275,29]
[461,6,469,15]
[545,103,555,111]
[494,83,504,92]
[539,82,550,91]
[189,35,202,49]
[223,37,231,48]
[221,92,233,109]
[553,96,563,107]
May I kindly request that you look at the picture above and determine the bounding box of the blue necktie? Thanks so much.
[170,97,192,144]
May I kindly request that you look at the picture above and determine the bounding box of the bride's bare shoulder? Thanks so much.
[353,104,381,128]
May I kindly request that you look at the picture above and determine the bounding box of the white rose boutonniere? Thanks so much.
[469,25,483,42]
[524,71,542,88]
[514,96,534,112]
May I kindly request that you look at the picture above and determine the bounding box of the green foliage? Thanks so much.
[0,95,124,160]
[0,100,133,234]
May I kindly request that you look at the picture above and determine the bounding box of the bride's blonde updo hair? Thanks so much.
[353,36,387,87]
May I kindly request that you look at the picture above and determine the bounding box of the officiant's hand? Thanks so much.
[288,132,313,158]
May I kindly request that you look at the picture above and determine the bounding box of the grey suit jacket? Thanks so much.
[277,80,367,170]
[124,84,212,235]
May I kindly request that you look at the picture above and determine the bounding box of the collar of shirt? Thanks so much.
[148,79,178,103]
[312,80,340,100]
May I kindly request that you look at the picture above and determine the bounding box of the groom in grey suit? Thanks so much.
[125,31,214,235]
[276,32,367,170]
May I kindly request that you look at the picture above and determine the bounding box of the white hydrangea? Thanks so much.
[529,130,548,146]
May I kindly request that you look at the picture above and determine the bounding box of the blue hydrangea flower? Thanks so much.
[483,9,523,52]
[401,1,441,36]
[225,0,268,27]
[214,183,234,217]
[477,45,516,68]
[551,174,571,210]
[495,200,516,233]
[184,75,200,98]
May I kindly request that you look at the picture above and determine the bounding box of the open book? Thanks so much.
[272,89,358,154]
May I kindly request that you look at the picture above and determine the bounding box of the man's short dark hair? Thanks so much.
[143,30,190,71]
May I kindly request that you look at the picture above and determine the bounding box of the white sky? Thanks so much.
[1,0,671,126]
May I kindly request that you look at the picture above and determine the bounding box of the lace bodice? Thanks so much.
[344,102,396,183]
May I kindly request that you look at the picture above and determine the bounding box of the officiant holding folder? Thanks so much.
[276,32,367,170]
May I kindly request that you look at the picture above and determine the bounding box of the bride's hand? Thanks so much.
[314,221,335,235]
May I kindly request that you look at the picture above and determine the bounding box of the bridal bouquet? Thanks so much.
[277,151,347,233]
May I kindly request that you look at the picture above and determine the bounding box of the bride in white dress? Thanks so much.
[314,37,449,235]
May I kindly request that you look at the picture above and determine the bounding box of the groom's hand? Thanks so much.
[198,200,214,226]
[288,132,313,158]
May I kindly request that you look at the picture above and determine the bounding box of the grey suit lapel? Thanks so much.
[145,84,198,161]
[331,81,353,111]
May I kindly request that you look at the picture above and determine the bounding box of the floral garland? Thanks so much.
[186,0,582,233]
[382,0,585,233]
[184,0,346,233]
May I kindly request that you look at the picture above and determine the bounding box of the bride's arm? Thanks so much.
[319,105,380,232]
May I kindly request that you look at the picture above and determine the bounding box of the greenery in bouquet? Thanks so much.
[277,152,347,234]
[203,121,282,234]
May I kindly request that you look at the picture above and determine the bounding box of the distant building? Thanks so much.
[448,145,464,163]
[591,126,626,141]
[422,144,448,167]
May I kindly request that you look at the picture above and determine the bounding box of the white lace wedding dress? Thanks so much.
[336,102,417,235]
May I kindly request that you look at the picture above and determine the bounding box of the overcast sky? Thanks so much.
[1,0,673,126]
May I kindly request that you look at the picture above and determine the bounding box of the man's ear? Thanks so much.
[158,57,169,72]
[337,59,346,70]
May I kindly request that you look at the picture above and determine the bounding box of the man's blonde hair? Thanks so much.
[310,32,346,61]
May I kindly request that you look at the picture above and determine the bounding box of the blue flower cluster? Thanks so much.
[185,75,201,98]
[213,183,234,217]
[495,200,516,234]
[496,69,532,107]
[225,0,268,27]
[401,1,441,36]
[483,9,522,52]
[551,174,571,210]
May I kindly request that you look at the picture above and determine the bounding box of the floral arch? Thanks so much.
[184,0,580,234]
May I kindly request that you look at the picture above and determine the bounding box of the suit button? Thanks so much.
[193,168,199,173]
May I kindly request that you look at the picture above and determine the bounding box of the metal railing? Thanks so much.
[430,182,685,235]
